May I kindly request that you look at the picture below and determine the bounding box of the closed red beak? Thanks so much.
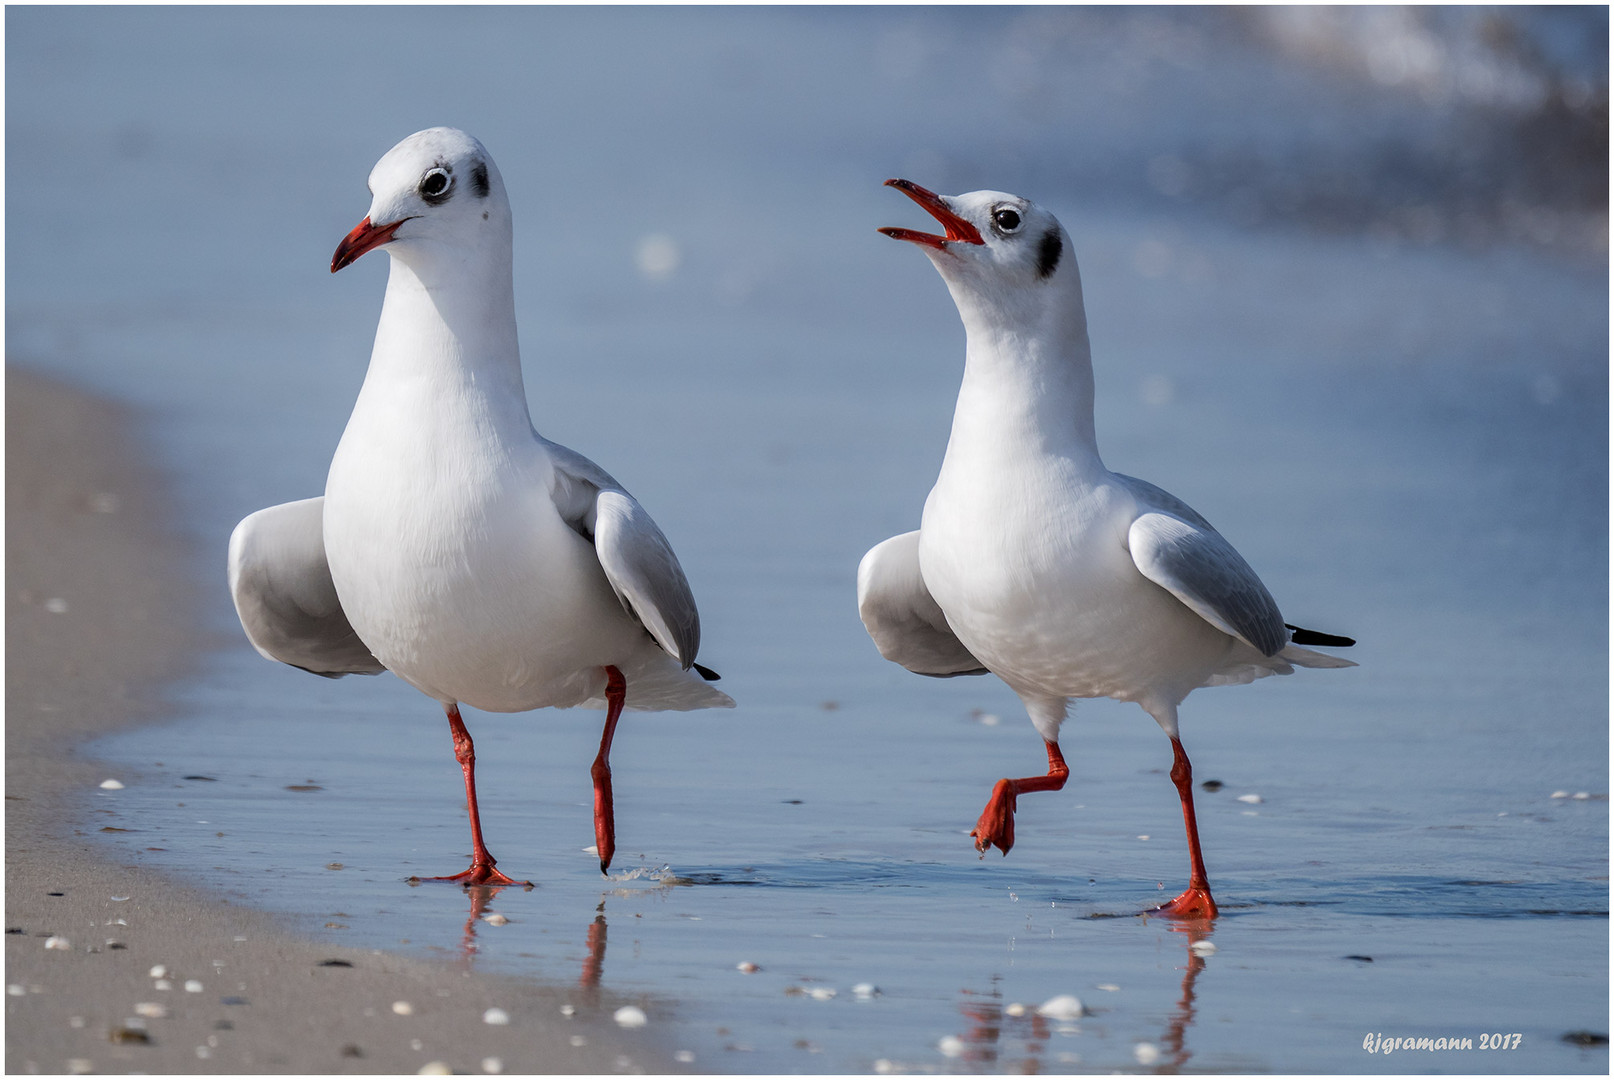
[331,216,408,273]
[879,179,984,248]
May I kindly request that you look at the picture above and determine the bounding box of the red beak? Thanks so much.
[879,179,984,249]
[331,216,409,273]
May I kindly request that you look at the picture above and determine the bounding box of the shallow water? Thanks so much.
[12,6,1608,1074]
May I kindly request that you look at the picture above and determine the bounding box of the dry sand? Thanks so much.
[5,367,684,1074]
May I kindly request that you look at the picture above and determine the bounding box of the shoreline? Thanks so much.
[4,367,681,1074]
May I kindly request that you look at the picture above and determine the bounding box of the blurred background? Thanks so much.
[8,6,1608,1073]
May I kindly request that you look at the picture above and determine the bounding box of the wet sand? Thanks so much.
[4,367,678,1074]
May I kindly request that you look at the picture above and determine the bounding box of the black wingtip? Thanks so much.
[693,662,722,681]
[1286,624,1356,648]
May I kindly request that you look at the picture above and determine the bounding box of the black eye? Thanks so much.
[420,168,453,204]
[993,208,1022,232]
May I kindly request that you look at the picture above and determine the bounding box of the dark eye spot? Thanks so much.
[1035,227,1063,279]
[993,208,1021,232]
[420,167,453,205]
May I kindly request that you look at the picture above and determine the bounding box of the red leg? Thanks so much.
[423,704,531,887]
[1149,736,1218,919]
[971,740,1069,856]
[591,666,627,874]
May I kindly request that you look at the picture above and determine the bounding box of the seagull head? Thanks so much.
[880,180,1082,333]
[332,127,510,274]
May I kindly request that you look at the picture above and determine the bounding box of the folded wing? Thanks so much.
[227,497,385,677]
[858,530,989,678]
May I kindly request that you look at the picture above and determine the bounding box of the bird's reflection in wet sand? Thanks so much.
[580,901,608,989]
[947,923,1213,1073]
[1152,920,1212,1072]
[454,883,510,964]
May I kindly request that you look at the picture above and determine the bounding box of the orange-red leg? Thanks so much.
[591,666,627,874]
[424,704,530,887]
[971,741,1069,856]
[1149,736,1218,919]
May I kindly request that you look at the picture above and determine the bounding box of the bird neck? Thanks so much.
[946,301,1103,471]
[362,246,533,437]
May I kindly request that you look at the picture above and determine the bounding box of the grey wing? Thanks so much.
[857,531,989,678]
[547,445,701,669]
[227,497,385,677]
[1120,475,1287,657]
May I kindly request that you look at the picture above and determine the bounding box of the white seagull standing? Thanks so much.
[858,180,1354,918]
[228,128,734,887]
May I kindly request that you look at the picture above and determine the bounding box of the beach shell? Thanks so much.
[613,1005,648,1028]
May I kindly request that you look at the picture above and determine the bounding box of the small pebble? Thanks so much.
[736,961,759,973]
[1036,994,1085,1020]
[674,1050,696,1064]
[392,1000,414,1016]
[44,936,71,951]
[1005,1002,1027,1017]
[69,1016,85,1029]
[483,1007,510,1025]
[481,913,509,926]
[6,985,23,997]
[559,1004,575,1017]
[410,1039,423,1051]
[1189,940,1217,957]
[1134,1042,1161,1065]
[1236,793,1263,804]
[1137,834,1150,841]
[614,1005,648,1028]
[938,1035,965,1058]
[184,979,204,993]
[1551,790,1570,799]
[569,1034,587,1047]
[148,965,167,979]
[1573,792,1591,800]
[873,1059,896,1074]
[110,896,130,902]
[109,1026,151,1045]
[153,979,173,991]
[66,1059,93,1075]
[195,1046,211,1060]
[481,1057,504,1074]
[133,1002,168,1019]
[418,1063,452,1076]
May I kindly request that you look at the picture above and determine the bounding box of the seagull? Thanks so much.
[858,180,1354,918]
[228,128,733,887]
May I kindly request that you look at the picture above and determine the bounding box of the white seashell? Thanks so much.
[481,912,508,926]
[184,980,203,993]
[1236,793,1263,804]
[418,1062,452,1076]
[569,1034,587,1048]
[1036,994,1084,1020]
[483,1007,510,1025]
[1096,983,1121,992]
[1134,1042,1161,1065]
[153,979,172,991]
[44,936,71,951]
[852,982,879,999]
[1189,940,1217,957]
[559,1004,576,1017]
[391,1000,414,1016]
[1005,1002,1027,1017]
[98,778,123,790]
[481,1057,504,1074]
[937,1035,965,1057]
[133,1002,168,1019]
[674,1050,696,1064]
[614,1005,648,1028]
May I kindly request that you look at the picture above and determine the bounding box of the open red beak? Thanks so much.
[331,216,409,273]
[879,179,984,249]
